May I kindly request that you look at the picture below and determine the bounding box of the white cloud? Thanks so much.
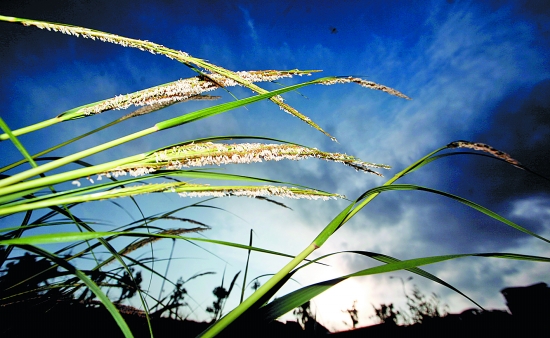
[239,6,259,44]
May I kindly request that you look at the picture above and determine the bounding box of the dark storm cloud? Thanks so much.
[418,79,550,240]
[0,1,126,61]
[471,79,550,199]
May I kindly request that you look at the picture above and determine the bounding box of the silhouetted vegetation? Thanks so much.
[342,300,359,329]
[372,303,401,325]
[370,279,448,326]
[206,271,241,323]
[151,276,188,320]
[401,284,449,324]
[0,253,549,337]
[0,252,59,304]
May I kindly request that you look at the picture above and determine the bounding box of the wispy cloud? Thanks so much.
[270,1,550,329]
[239,6,259,44]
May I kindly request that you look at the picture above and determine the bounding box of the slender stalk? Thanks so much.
[0,154,144,199]
[0,99,106,142]
[240,229,254,304]
[0,127,156,189]
[341,146,447,224]
[199,243,317,338]
[200,146,449,336]
[0,117,60,141]
[0,117,121,173]
[158,239,176,302]
[0,117,39,168]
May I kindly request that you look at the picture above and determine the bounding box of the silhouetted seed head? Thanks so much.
[447,140,522,167]
[108,227,209,265]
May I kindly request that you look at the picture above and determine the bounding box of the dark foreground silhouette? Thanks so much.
[1,282,548,337]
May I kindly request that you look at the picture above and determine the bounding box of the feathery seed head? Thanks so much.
[447,140,521,167]
[319,76,411,100]
[176,185,343,200]
[119,96,221,121]
[81,70,311,115]
[139,142,389,176]
[22,20,190,59]
[98,142,388,183]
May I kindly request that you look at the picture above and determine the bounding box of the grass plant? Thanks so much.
[0,15,548,338]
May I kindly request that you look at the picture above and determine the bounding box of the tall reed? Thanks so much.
[0,15,548,338]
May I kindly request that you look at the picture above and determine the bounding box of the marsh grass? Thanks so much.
[0,15,548,338]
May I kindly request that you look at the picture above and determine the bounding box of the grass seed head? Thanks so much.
[447,140,522,167]
[319,76,411,100]
[140,142,389,176]
[176,185,343,200]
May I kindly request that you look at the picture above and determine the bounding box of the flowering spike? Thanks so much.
[318,76,411,100]
[447,140,522,167]
[176,185,343,200]
[80,70,314,116]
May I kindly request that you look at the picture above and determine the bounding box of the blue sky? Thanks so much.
[1,0,549,331]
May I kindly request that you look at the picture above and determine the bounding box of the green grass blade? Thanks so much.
[226,248,483,330]
[258,252,550,322]
[297,250,483,309]
[312,202,356,247]
[357,184,550,244]
[0,117,60,142]
[0,231,316,261]
[0,182,340,216]
[154,77,333,131]
[340,146,449,225]
[240,230,254,304]
[0,117,38,168]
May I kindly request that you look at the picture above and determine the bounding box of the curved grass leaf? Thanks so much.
[0,182,340,216]
[200,205,355,337]
[0,117,38,168]
[297,250,483,309]
[414,151,550,183]
[0,231,318,262]
[258,252,550,322]
[223,249,482,333]
[354,184,550,244]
